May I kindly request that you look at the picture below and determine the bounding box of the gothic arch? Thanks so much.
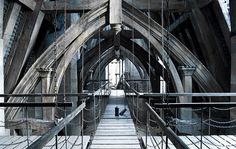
[6,1,223,120]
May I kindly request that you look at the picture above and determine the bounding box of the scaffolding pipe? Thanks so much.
[2,92,236,98]
[0,102,72,107]
[0,93,91,97]
[127,92,236,97]
[154,102,236,108]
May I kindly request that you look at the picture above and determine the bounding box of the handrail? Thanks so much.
[93,82,110,96]
[154,102,236,108]
[145,102,189,149]
[124,80,140,96]
[127,92,236,97]
[0,93,91,97]
[28,102,86,149]
[2,92,236,98]
[0,102,72,107]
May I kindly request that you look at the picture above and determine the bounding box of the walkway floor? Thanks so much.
[142,135,236,149]
[0,136,90,149]
[90,90,141,149]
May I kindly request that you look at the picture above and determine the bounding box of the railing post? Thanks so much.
[28,103,85,149]
[94,94,96,132]
[145,109,148,148]
[81,101,84,149]
[55,135,58,149]
[145,103,189,149]
[26,107,29,147]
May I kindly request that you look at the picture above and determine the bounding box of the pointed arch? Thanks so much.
[122,1,223,92]
[6,1,224,120]
[6,2,109,120]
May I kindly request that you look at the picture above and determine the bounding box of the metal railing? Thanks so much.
[146,102,189,149]
[124,81,236,148]
[28,102,86,149]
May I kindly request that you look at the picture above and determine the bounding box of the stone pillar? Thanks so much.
[89,70,94,92]
[111,24,122,59]
[178,66,195,134]
[37,68,53,121]
[231,36,236,122]
[68,57,79,135]
[179,66,195,96]
[0,0,3,38]
[230,0,236,122]
[0,0,6,136]
[34,81,42,119]
[109,0,122,59]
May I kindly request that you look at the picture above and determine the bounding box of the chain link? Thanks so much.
[205,118,236,124]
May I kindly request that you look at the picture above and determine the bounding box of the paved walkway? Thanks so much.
[90,90,141,149]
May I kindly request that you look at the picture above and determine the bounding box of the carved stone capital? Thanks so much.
[178,66,196,76]
[36,68,52,78]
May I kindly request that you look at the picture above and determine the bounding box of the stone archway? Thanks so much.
[6,1,223,121]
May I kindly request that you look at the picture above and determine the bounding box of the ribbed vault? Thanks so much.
[5,1,223,121]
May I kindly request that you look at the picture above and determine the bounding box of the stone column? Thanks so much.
[37,68,52,121]
[230,0,236,123]
[178,66,195,133]
[34,80,42,119]
[179,66,195,97]
[109,0,122,59]
[112,24,122,59]
[89,70,94,91]
[68,57,79,135]
[0,0,6,136]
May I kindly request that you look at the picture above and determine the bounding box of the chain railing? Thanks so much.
[123,79,236,148]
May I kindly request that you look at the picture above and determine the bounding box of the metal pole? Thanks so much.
[136,96,138,125]
[81,103,84,149]
[209,97,211,135]
[141,92,236,97]
[145,110,148,148]
[122,60,124,89]
[0,102,72,107]
[119,60,121,81]
[55,135,58,149]
[108,64,110,92]
[154,102,236,108]
[147,98,151,148]
[64,106,68,149]
[201,105,203,149]
[175,97,178,134]
[166,136,168,149]
[0,93,91,97]
[94,94,96,132]
[161,96,164,149]
[26,107,29,147]
[2,92,236,98]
